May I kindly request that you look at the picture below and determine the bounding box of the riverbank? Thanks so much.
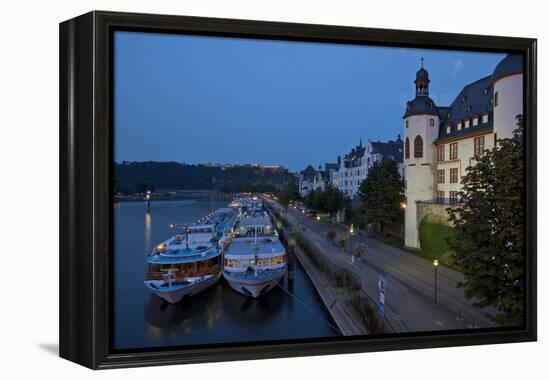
[266,201,390,335]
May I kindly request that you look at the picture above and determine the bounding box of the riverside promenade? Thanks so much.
[266,199,494,335]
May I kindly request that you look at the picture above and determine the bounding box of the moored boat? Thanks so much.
[223,211,287,298]
[144,208,237,304]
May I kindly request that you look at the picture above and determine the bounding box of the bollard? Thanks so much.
[287,245,295,281]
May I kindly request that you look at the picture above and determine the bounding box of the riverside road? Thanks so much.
[276,203,495,333]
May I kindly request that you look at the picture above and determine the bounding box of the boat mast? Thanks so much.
[185,224,189,250]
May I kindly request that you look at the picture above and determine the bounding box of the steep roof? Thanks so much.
[300,165,316,180]
[403,96,439,118]
[436,75,494,143]
[370,140,404,163]
[492,54,523,83]
[325,163,339,172]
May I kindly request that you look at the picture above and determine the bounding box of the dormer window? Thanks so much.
[465,119,470,129]
[473,117,478,126]
[446,125,451,134]
[462,96,467,103]
[447,112,451,118]
[457,122,462,131]
[428,102,432,108]
[484,87,489,95]
[467,105,472,112]
[482,113,489,124]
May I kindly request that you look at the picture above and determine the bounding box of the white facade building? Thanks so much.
[330,138,404,198]
[403,55,523,248]
[299,163,339,197]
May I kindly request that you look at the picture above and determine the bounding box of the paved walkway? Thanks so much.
[277,204,494,332]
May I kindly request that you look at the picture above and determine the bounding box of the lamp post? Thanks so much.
[433,259,439,304]
[145,190,151,212]
[349,224,355,264]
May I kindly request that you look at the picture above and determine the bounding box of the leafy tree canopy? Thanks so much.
[304,185,348,216]
[448,117,524,326]
[357,160,404,229]
[114,161,296,194]
[277,183,300,207]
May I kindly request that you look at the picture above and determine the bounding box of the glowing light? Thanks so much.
[433,259,439,267]
[400,202,407,209]
[316,216,321,221]
[349,224,354,235]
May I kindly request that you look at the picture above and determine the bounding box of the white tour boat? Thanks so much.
[144,208,237,304]
[223,212,287,298]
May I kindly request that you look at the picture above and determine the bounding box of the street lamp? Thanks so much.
[400,202,406,209]
[316,215,321,221]
[433,259,439,304]
[349,224,355,264]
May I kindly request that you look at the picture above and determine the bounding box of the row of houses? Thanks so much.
[298,137,404,198]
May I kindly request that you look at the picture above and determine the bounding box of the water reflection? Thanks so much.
[115,200,339,349]
[144,210,152,256]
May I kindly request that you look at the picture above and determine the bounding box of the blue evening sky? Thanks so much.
[114,31,505,172]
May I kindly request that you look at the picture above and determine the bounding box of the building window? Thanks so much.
[449,142,458,160]
[467,105,472,112]
[437,170,445,184]
[414,135,423,158]
[484,87,489,95]
[482,114,489,124]
[437,145,445,161]
[406,120,409,128]
[405,137,410,159]
[457,122,462,131]
[465,119,470,129]
[449,191,458,204]
[437,191,445,203]
[430,118,435,127]
[495,91,499,107]
[473,117,478,126]
[474,136,485,157]
[450,168,459,183]
[446,125,451,134]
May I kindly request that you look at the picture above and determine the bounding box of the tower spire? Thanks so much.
[415,59,430,97]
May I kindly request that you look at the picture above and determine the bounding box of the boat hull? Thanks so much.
[145,271,222,304]
[223,269,286,298]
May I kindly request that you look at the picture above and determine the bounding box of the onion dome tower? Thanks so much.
[403,58,440,249]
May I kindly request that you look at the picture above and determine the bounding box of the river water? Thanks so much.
[113,199,340,350]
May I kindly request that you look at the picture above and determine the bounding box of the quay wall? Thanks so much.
[267,203,385,335]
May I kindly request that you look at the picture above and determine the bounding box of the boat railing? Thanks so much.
[146,264,221,281]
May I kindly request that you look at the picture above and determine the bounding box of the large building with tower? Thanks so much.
[403,55,523,248]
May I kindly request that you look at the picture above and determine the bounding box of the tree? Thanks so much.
[303,186,347,217]
[277,183,299,208]
[319,185,347,217]
[357,160,404,233]
[304,188,322,210]
[447,117,524,326]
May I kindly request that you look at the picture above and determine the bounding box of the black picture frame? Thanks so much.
[59,10,537,369]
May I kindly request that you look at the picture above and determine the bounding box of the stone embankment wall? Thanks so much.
[268,204,385,334]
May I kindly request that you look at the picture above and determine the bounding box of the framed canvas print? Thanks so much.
[59,11,537,369]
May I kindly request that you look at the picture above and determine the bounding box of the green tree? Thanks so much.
[357,160,404,233]
[277,183,299,208]
[304,188,322,210]
[303,186,347,217]
[448,118,524,326]
[319,185,347,217]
